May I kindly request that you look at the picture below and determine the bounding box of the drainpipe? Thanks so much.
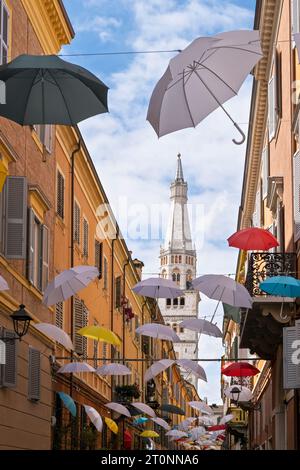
[141,300,147,402]
[70,139,81,399]
[110,223,119,398]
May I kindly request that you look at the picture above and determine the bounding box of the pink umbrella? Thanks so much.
[151,417,171,431]
[57,362,95,374]
[97,363,131,376]
[105,402,131,418]
[176,359,207,382]
[144,359,175,382]
[35,323,74,350]
[136,324,180,342]
[179,318,222,338]
[83,405,103,432]
[178,417,197,431]
[188,401,213,415]
[132,277,183,299]
[131,402,156,418]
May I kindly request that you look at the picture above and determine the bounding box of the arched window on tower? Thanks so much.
[175,255,178,263]
[176,273,180,283]
[179,255,182,263]
[186,270,193,290]
[166,298,171,308]
[173,298,178,307]
[180,297,185,307]
[171,256,174,264]
[186,256,188,263]
[172,273,176,282]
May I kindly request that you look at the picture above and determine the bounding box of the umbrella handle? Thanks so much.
[232,123,246,145]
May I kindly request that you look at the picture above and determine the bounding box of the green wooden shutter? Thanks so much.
[28,347,41,401]
[4,176,27,259]
[0,330,17,388]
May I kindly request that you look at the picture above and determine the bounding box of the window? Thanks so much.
[262,146,269,200]
[3,176,27,259]
[103,257,108,289]
[173,298,178,307]
[73,297,88,356]
[171,256,174,263]
[179,255,182,263]
[33,125,53,153]
[268,51,281,141]
[28,209,49,292]
[115,276,122,309]
[83,218,89,258]
[252,181,262,227]
[292,0,300,34]
[0,329,17,388]
[95,240,103,278]
[180,297,185,306]
[180,327,184,333]
[28,347,41,401]
[56,170,64,219]
[74,201,80,244]
[166,298,171,307]
[55,302,64,330]
[172,273,176,282]
[176,273,180,283]
[0,1,9,65]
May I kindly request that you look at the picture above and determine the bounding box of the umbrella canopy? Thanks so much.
[176,359,207,382]
[78,326,121,346]
[43,266,99,306]
[140,430,159,438]
[224,385,253,402]
[124,430,132,450]
[83,405,103,432]
[133,417,149,425]
[35,323,74,350]
[259,276,300,298]
[192,274,252,309]
[197,416,216,426]
[227,227,279,251]
[131,402,156,418]
[144,360,175,381]
[219,414,234,425]
[160,404,185,415]
[132,277,183,299]
[222,303,241,323]
[188,401,213,415]
[179,318,222,338]
[222,362,260,377]
[147,30,262,144]
[189,426,206,440]
[166,430,188,438]
[136,324,180,342]
[151,417,171,431]
[96,363,130,376]
[105,417,118,434]
[207,424,226,432]
[0,54,108,126]
[0,275,9,291]
[178,417,197,431]
[105,402,131,418]
[57,362,95,374]
[57,392,76,417]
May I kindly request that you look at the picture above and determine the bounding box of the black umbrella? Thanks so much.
[160,404,185,415]
[0,54,108,125]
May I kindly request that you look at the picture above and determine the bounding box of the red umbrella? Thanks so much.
[227,227,279,251]
[207,424,226,432]
[221,362,260,377]
[124,430,132,450]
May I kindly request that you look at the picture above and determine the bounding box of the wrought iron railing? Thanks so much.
[245,252,297,296]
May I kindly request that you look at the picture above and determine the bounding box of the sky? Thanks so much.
[63,0,256,403]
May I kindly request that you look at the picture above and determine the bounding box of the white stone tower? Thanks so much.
[158,153,200,387]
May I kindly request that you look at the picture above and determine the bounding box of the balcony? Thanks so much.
[240,252,297,360]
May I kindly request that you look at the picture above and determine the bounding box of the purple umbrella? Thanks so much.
[132,277,183,299]
[144,359,175,382]
[179,318,222,338]
[151,417,171,431]
[176,359,207,382]
[35,323,74,350]
[136,324,180,342]
[147,30,262,145]
[105,402,131,418]
[131,402,156,418]
[57,362,95,374]
[96,363,131,376]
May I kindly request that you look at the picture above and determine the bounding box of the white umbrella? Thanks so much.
[176,359,207,382]
[35,323,74,350]
[0,275,9,291]
[131,402,156,418]
[178,417,197,431]
[224,385,253,402]
[179,318,222,338]
[83,405,103,432]
[96,363,131,376]
[198,416,216,426]
[57,362,95,374]
[132,277,183,299]
[105,402,131,418]
[220,414,234,425]
[144,359,175,382]
[189,426,206,440]
[166,430,188,438]
[43,265,99,306]
[151,417,171,431]
[188,401,213,415]
[136,324,180,342]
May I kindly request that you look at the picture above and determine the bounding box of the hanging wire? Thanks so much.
[59,48,182,57]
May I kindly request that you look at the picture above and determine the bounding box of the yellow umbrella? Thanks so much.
[105,417,118,434]
[0,160,8,192]
[77,325,121,346]
[140,430,159,438]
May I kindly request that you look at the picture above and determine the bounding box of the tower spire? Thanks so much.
[175,153,184,182]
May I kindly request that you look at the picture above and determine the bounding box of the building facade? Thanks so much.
[222,0,300,451]
[158,154,200,387]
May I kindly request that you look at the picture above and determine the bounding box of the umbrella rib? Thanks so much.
[204,44,262,58]
[166,69,191,92]
[47,69,74,125]
[182,70,196,127]
[22,69,41,125]
[194,61,238,96]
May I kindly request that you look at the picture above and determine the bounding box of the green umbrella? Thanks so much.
[222,303,240,324]
[160,404,185,415]
[0,54,108,125]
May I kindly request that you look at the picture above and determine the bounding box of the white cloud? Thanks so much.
[76,16,121,42]
[77,0,254,404]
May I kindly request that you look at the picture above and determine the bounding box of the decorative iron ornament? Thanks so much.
[245,252,297,296]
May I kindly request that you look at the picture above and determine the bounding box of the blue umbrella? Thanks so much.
[259,276,300,297]
[133,417,148,425]
[57,392,77,417]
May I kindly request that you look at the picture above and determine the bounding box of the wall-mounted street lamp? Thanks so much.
[230,386,241,403]
[1,305,32,341]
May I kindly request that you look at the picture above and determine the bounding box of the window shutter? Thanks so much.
[41,225,49,292]
[27,208,35,284]
[268,74,277,140]
[74,297,84,355]
[103,257,108,289]
[283,326,300,389]
[275,51,282,119]
[55,302,64,330]
[4,176,27,259]
[293,151,300,241]
[0,333,5,365]
[44,125,52,153]
[83,218,89,258]
[262,147,269,199]
[95,240,103,278]
[0,330,17,388]
[253,184,262,227]
[115,276,121,308]
[82,304,88,358]
[74,202,80,244]
[28,347,41,401]
[56,170,64,219]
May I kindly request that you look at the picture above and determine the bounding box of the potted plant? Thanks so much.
[115,383,141,402]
